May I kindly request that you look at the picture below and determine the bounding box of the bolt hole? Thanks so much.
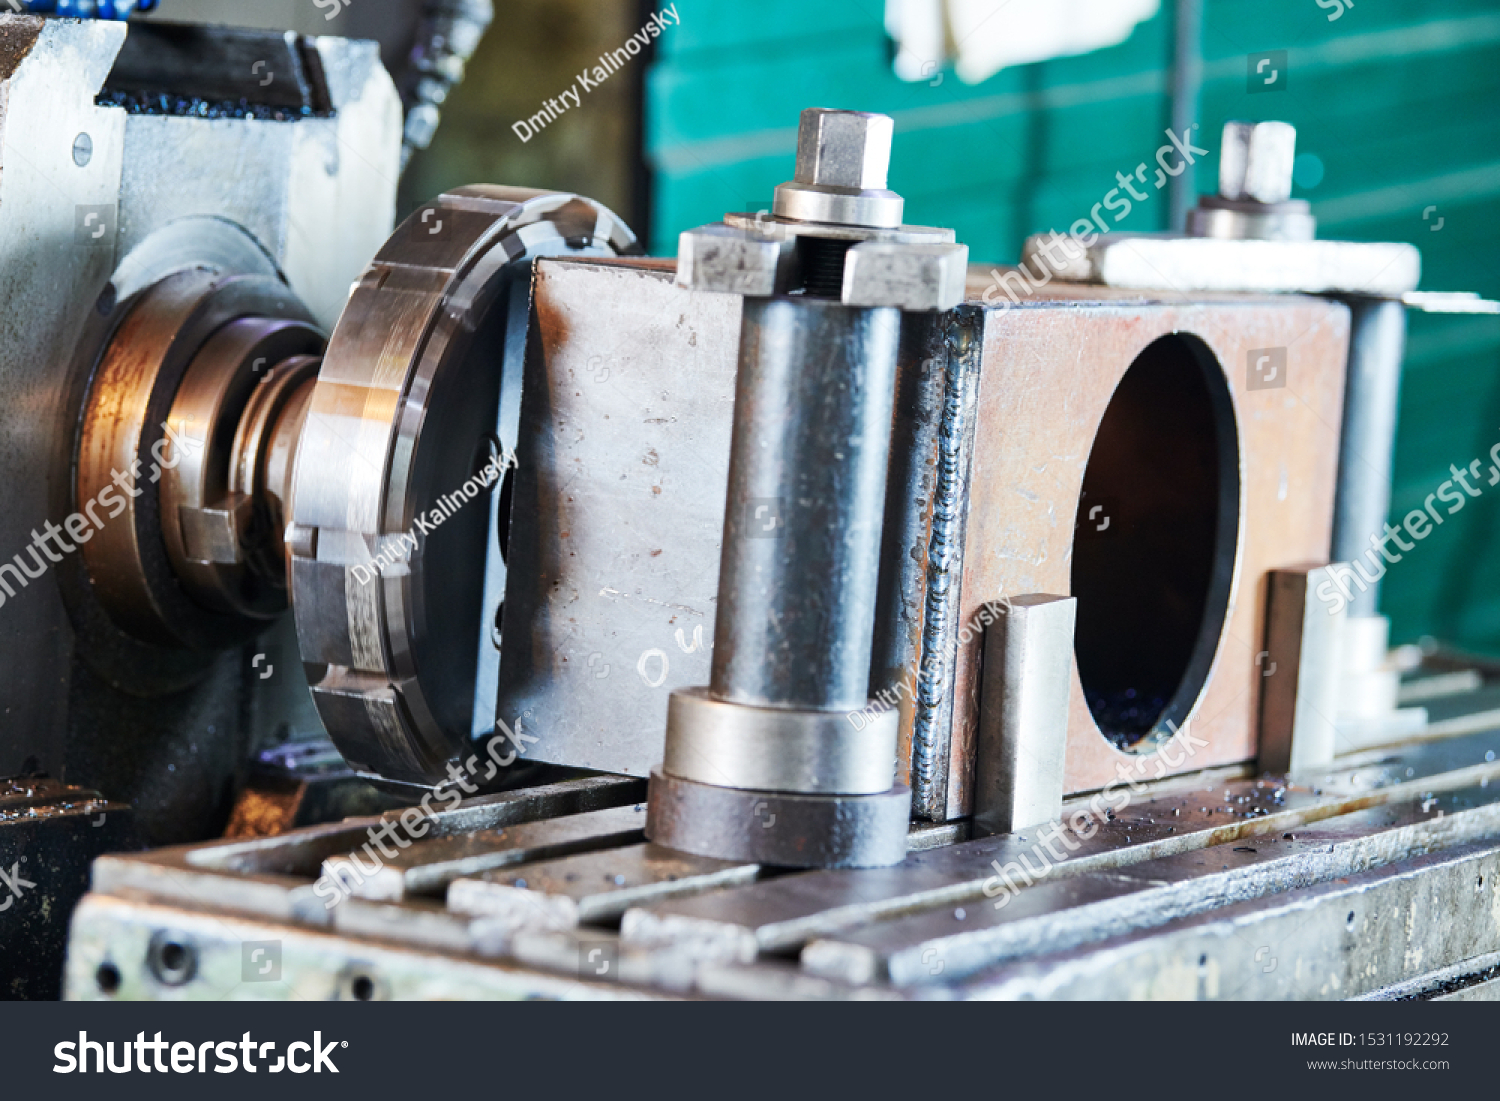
[1198,953,1207,967]
[350,974,375,1001]
[146,931,198,986]
[1346,911,1355,927]
[95,963,121,995]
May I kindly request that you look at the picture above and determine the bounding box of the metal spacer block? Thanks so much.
[971,595,1077,837]
[1258,564,1346,773]
[842,240,969,311]
[675,223,795,297]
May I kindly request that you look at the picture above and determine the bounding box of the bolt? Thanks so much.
[793,108,893,192]
[1218,120,1297,205]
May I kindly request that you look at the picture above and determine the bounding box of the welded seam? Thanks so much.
[911,307,983,819]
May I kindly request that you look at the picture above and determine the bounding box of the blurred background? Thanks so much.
[154,0,1500,657]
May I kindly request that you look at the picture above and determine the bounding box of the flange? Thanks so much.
[289,185,638,785]
[646,768,911,869]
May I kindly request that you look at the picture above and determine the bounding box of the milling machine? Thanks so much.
[2,12,1498,1002]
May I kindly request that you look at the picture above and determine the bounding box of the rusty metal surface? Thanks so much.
[926,277,1350,817]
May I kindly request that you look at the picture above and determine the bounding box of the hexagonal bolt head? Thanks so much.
[794,108,894,191]
[1218,120,1297,205]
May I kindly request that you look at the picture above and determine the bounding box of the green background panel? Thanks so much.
[644,0,1500,655]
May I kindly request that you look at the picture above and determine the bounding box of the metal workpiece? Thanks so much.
[646,769,912,869]
[772,108,904,229]
[651,106,968,867]
[1186,120,1314,242]
[663,688,899,795]
[971,596,1077,838]
[1258,566,1345,774]
[710,297,900,710]
[289,186,637,785]
[1330,296,1409,614]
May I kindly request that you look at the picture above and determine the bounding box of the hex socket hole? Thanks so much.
[146,930,198,986]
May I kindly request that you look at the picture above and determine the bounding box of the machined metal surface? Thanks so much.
[663,688,899,795]
[1217,120,1297,205]
[972,595,1077,837]
[709,297,900,711]
[290,186,636,785]
[495,257,943,782]
[1186,120,1315,242]
[446,843,761,931]
[323,804,647,903]
[61,708,1500,1000]
[771,108,904,229]
[1330,297,1410,615]
[645,769,912,869]
[501,262,1353,810]
[76,263,322,648]
[650,109,947,869]
[1259,566,1345,773]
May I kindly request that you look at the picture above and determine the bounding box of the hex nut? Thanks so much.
[1218,120,1297,205]
[793,108,894,191]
